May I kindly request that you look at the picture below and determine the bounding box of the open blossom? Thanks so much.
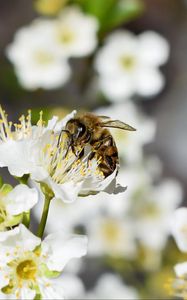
[6,20,71,90]
[0,107,118,203]
[95,30,170,101]
[118,168,183,251]
[51,6,99,58]
[87,214,136,258]
[0,224,87,299]
[0,184,38,232]
[85,273,139,299]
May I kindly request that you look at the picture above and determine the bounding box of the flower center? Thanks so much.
[16,259,37,280]
[34,51,54,65]
[57,27,75,44]
[101,220,121,243]
[42,132,104,185]
[120,55,136,70]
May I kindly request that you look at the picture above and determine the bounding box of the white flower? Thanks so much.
[0,108,118,203]
[171,207,187,252]
[0,184,38,232]
[51,6,99,58]
[95,30,170,101]
[170,262,187,300]
[87,215,136,258]
[119,168,183,251]
[6,20,71,90]
[96,102,156,164]
[0,224,87,299]
[86,273,139,299]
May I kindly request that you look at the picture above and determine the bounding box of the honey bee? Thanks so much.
[59,113,136,178]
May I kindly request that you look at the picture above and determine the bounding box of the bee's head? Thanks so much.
[65,119,87,143]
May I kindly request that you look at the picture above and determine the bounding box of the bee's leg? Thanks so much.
[87,151,96,167]
[78,148,84,160]
[57,130,73,157]
[94,135,113,149]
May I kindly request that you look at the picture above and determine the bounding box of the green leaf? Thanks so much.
[80,0,116,22]
[74,0,144,31]
[103,0,144,30]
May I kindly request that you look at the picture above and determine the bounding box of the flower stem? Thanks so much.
[37,195,51,238]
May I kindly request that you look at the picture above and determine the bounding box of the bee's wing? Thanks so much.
[99,120,136,131]
[98,115,111,120]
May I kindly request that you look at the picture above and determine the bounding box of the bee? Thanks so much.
[59,113,136,178]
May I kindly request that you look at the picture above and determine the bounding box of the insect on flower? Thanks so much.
[58,113,136,178]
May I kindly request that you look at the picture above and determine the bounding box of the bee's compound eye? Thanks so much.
[77,123,86,138]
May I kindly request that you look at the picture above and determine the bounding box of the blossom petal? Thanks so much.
[138,31,170,66]
[175,262,187,277]
[0,224,41,252]
[135,67,165,97]
[42,231,88,271]
[38,279,65,300]
[19,287,36,300]
[171,208,187,252]
[49,179,83,203]
[99,75,134,101]
[0,140,32,177]
[6,184,38,215]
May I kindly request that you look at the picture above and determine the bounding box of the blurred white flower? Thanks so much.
[0,184,38,232]
[171,207,187,252]
[58,274,85,299]
[119,168,183,251]
[96,102,156,164]
[95,30,170,101]
[0,224,87,299]
[87,215,136,258]
[6,20,71,90]
[171,262,187,300]
[85,273,139,299]
[52,6,99,58]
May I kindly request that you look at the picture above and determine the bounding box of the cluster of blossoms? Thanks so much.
[6,4,169,104]
[0,106,122,299]
[7,6,98,90]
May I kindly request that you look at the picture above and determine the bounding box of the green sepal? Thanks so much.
[15,174,30,185]
[34,293,42,300]
[41,263,61,278]
[0,176,3,188]
[6,213,23,227]
[40,183,54,200]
